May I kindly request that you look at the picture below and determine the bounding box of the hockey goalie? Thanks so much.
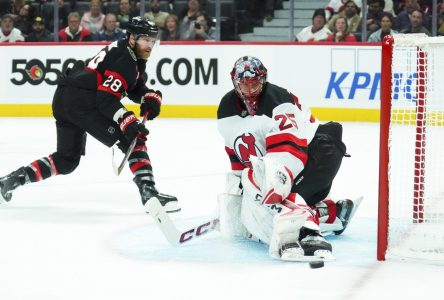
[217,56,362,262]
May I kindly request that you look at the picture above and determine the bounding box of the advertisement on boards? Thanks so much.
[0,42,386,119]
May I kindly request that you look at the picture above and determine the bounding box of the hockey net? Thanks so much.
[378,34,444,263]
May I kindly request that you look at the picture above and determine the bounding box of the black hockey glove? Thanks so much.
[118,111,149,142]
[140,89,162,120]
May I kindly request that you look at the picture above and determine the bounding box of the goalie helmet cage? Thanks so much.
[378,34,444,263]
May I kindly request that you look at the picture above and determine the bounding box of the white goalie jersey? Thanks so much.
[217,83,319,181]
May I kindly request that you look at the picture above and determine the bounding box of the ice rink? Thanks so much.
[0,118,442,300]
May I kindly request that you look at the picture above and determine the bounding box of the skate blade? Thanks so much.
[280,250,335,262]
[334,196,364,235]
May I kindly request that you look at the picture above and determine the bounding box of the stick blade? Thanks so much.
[145,197,181,246]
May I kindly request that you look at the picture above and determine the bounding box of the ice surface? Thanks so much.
[0,118,442,300]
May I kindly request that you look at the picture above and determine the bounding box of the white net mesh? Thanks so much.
[387,35,444,262]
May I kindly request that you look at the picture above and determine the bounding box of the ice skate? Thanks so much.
[0,167,28,204]
[299,227,334,261]
[279,227,335,262]
[334,196,363,235]
[279,242,305,261]
[134,178,181,213]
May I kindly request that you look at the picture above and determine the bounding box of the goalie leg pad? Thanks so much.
[240,168,291,244]
[269,205,308,259]
[223,173,243,195]
[218,193,248,239]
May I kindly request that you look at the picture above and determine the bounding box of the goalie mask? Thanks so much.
[231,56,268,115]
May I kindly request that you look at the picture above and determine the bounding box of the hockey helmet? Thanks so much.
[230,56,268,115]
[127,16,159,39]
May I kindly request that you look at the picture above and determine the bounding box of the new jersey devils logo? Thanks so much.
[233,133,263,167]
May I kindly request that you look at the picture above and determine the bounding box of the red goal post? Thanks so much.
[378,34,444,263]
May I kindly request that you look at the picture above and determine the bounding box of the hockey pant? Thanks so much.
[20,85,154,184]
[292,121,347,206]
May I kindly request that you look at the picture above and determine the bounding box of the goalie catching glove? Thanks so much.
[140,89,162,120]
[118,111,149,142]
[249,155,294,205]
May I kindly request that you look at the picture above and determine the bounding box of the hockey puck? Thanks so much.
[309,261,324,269]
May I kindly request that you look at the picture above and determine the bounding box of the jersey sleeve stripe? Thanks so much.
[224,146,245,171]
[266,132,308,148]
[267,144,308,165]
[224,146,236,156]
[266,134,308,165]
[231,162,245,171]
[104,70,129,90]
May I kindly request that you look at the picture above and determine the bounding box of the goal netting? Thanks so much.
[378,34,444,263]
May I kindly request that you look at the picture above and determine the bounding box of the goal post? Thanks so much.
[378,34,444,262]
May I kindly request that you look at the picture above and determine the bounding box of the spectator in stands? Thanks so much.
[395,0,430,31]
[45,0,70,32]
[400,8,431,35]
[26,16,54,41]
[160,13,180,40]
[326,16,357,42]
[81,0,105,34]
[14,2,34,36]
[365,0,385,35]
[325,0,362,20]
[438,3,444,36]
[116,0,135,30]
[368,12,397,42]
[0,0,13,16]
[263,0,283,22]
[384,0,396,16]
[186,11,214,40]
[11,0,25,16]
[93,12,124,41]
[145,0,169,30]
[59,11,92,41]
[0,13,25,42]
[328,0,361,34]
[295,8,331,42]
[178,0,201,40]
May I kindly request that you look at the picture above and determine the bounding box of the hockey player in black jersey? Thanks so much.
[0,17,180,213]
[217,56,362,261]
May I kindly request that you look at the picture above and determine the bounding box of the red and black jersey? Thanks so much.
[62,39,149,122]
[217,83,319,179]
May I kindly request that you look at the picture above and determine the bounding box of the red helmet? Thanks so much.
[230,56,267,115]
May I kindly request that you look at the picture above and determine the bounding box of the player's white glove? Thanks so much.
[249,155,294,205]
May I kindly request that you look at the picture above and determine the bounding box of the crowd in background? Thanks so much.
[0,0,216,42]
[0,0,443,43]
[296,0,443,42]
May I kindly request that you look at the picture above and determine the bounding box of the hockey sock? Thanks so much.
[24,155,59,183]
[315,199,337,224]
[128,144,155,184]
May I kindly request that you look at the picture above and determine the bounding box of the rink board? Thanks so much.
[0,41,383,121]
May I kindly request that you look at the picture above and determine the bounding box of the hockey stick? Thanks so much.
[145,197,220,246]
[112,113,149,176]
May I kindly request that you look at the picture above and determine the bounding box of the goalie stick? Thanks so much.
[112,113,148,176]
[145,196,220,246]
[146,197,332,259]
[146,197,335,263]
